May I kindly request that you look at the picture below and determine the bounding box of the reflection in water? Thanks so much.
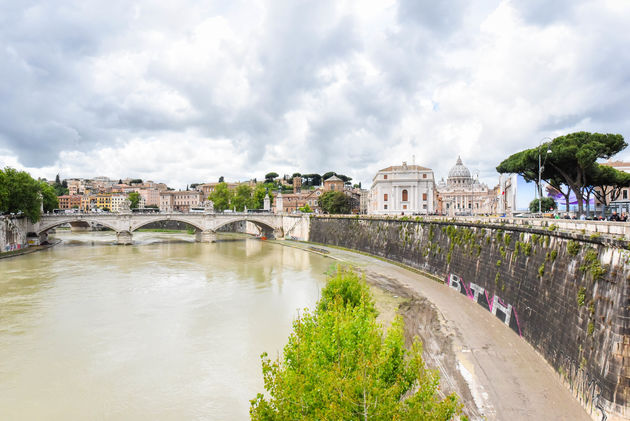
[0,231,329,420]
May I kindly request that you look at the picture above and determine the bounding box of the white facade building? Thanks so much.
[369,162,436,215]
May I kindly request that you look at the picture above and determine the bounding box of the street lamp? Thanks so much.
[538,137,552,215]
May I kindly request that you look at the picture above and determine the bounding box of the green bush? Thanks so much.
[251,268,462,420]
[567,240,581,256]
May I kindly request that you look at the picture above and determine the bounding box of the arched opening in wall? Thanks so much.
[214,219,276,239]
[133,219,201,242]
[40,219,119,244]
[402,190,408,202]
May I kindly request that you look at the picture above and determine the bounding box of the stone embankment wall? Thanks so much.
[1,216,29,252]
[310,216,630,421]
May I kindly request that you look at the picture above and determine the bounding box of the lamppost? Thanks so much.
[538,137,552,215]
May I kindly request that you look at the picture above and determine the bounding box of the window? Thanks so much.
[403,204,407,210]
[384,204,388,209]
[422,193,427,201]
[423,174,427,179]
[384,193,388,202]
[402,189,408,201]
[624,190,628,200]
[384,174,388,179]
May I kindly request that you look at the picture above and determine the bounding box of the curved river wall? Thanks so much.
[309,216,630,421]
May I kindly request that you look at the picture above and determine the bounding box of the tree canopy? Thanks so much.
[52,174,69,196]
[250,268,461,420]
[302,173,322,187]
[252,184,270,209]
[318,191,351,214]
[40,181,59,212]
[529,197,556,213]
[232,184,253,211]
[0,167,47,222]
[128,192,141,209]
[497,132,627,215]
[264,172,279,183]
[208,182,232,212]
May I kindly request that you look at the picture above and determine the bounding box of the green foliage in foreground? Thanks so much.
[250,268,461,420]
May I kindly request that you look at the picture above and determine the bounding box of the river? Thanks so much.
[0,231,331,420]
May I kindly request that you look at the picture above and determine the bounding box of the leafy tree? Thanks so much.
[118,179,123,184]
[298,203,313,213]
[265,172,279,183]
[546,132,626,214]
[252,184,268,209]
[130,179,143,185]
[497,132,627,215]
[232,184,253,211]
[1,167,43,222]
[128,192,141,209]
[322,171,336,181]
[338,174,352,184]
[52,173,69,196]
[250,268,461,420]
[209,182,232,212]
[291,172,302,179]
[40,181,59,212]
[529,197,557,213]
[219,176,225,183]
[585,165,630,216]
[190,183,200,189]
[0,170,7,212]
[302,173,322,187]
[318,191,351,214]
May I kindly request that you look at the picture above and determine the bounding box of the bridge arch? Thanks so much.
[130,217,206,233]
[38,217,120,235]
[212,216,279,235]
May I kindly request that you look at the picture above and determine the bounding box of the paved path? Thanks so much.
[286,241,592,421]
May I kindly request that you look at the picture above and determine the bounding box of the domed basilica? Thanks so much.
[437,156,495,216]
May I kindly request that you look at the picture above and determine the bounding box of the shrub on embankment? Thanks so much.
[309,216,630,421]
[250,267,461,420]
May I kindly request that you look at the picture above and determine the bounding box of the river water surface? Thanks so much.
[0,231,330,420]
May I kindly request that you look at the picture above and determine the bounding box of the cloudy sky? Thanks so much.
[1,0,629,189]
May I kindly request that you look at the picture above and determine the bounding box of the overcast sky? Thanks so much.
[1,0,629,189]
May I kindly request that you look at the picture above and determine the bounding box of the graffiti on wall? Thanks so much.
[556,353,608,421]
[445,274,523,337]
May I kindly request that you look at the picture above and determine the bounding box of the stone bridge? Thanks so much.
[32,212,310,244]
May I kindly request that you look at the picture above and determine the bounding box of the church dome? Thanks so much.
[448,156,471,179]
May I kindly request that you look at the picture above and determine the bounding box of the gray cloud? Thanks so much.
[0,0,629,187]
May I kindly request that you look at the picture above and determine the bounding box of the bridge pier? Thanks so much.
[39,232,48,244]
[199,230,217,243]
[116,230,133,245]
[272,228,284,240]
